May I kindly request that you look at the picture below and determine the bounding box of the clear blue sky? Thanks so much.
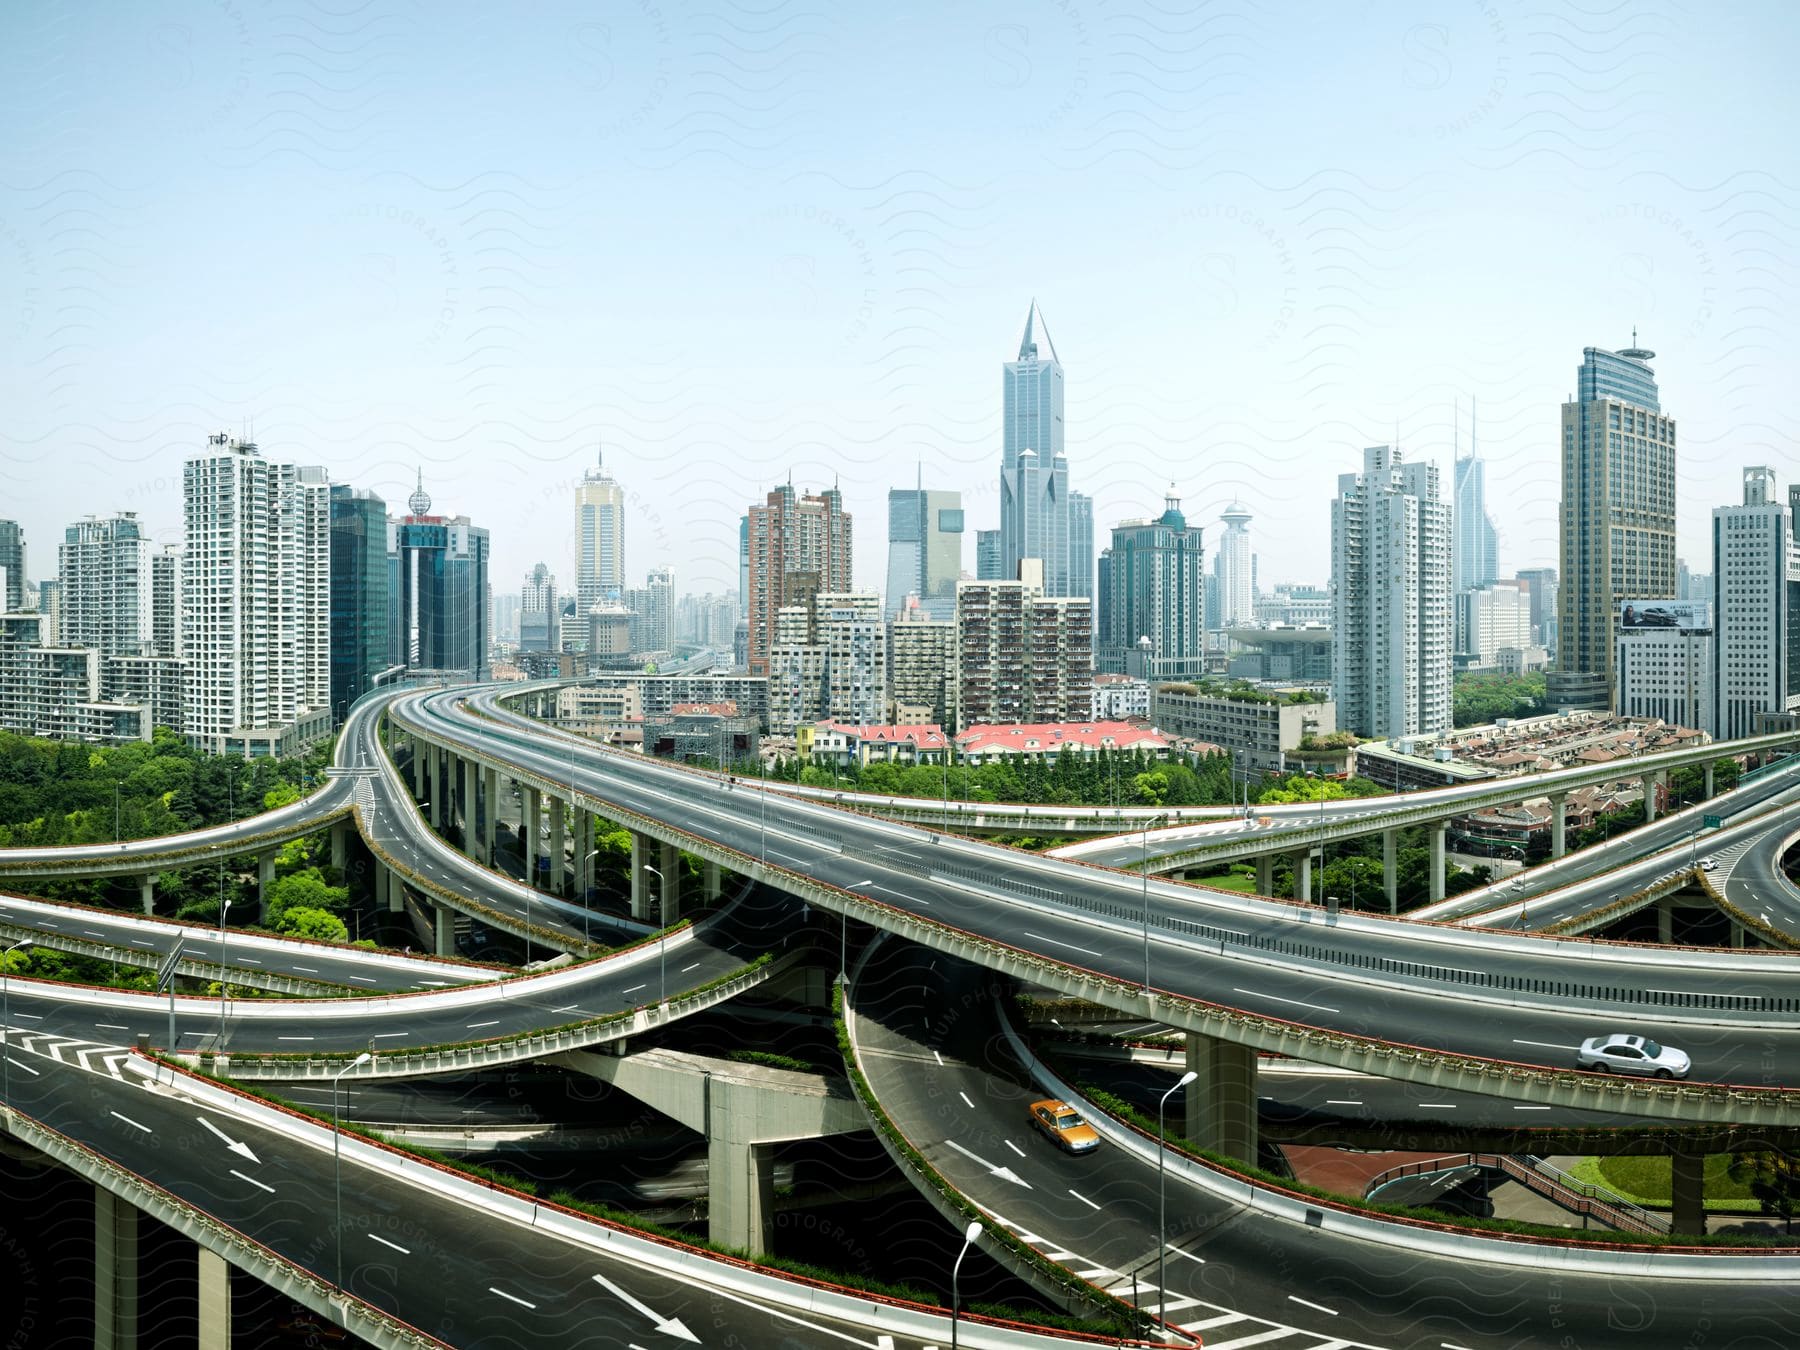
[2,1,1795,598]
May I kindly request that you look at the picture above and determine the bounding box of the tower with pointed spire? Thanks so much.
[575,446,626,621]
[1000,301,1088,597]
[1098,484,1206,679]
[1214,499,1255,630]
[1453,396,1499,595]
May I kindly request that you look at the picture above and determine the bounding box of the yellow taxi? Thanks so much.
[1028,1099,1100,1154]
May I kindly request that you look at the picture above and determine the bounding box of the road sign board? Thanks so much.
[1703,814,1723,829]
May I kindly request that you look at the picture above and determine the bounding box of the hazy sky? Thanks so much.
[2,2,1795,601]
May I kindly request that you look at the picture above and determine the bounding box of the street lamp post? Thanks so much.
[1157,1069,1199,1310]
[114,781,121,842]
[950,1219,983,1350]
[217,897,233,1050]
[2,939,31,1107]
[1140,816,1163,993]
[642,865,667,1003]
[333,1051,373,1288]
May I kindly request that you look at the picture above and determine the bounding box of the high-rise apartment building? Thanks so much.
[954,560,1093,728]
[975,530,1003,581]
[1712,467,1800,739]
[57,514,157,657]
[644,567,675,654]
[889,597,956,725]
[1099,486,1206,679]
[520,562,561,653]
[182,434,331,755]
[329,486,387,718]
[387,474,490,681]
[884,481,965,620]
[1330,445,1452,739]
[0,520,24,613]
[745,483,852,676]
[575,453,626,613]
[1453,399,1499,593]
[34,580,60,646]
[765,591,885,733]
[1553,340,1677,710]
[1213,501,1254,629]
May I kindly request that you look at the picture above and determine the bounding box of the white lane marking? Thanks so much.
[1513,1105,1551,1111]
[703,1277,890,1348]
[1287,1294,1339,1316]
[131,941,155,948]
[369,1234,411,1254]
[85,930,104,937]
[230,1169,274,1195]
[96,1024,129,1031]
[1416,1103,1458,1110]
[1324,1099,1363,1106]
[1512,1039,1577,1052]
[13,1013,40,1020]
[681,963,700,973]
[932,1051,943,1066]
[237,958,261,966]
[348,976,377,985]
[1199,1330,1301,1348]
[550,1005,581,1014]
[1022,931,1104,959]
[621,985,647,996]
[466,1021,499,1029]
[489,1287,536,1310]
[417,980,450,988]
[1068,1188,1101,1211]
[371,1031,409,1039]
[1232,988,1339,1015]
[958,1091,975,1109]
[110,1111,152,1134]
[1164,1243,1205,1265]
[1004,1139,1025,1157]
[5,1058,38,1076]
[277,1037,314,1043]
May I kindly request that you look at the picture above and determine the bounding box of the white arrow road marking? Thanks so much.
[591,1274,700,1342]
[230,1169,274,1195]
[197,1116,262,1164]
[943,1139,1032,1188]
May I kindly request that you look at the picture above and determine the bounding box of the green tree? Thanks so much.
[276,906,350,943]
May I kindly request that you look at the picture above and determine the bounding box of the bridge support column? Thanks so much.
[330,822,347,871]
[1670,1152,1706,1235]
[1184,1033,1258,1164]
[1658,898,1674,945]
[1429,824,1446,903]
[1704,762,1715,797]
[94,1185,140,1350]
[1550,793,1568,859]
[704,860,722,902]
[1291,851,1311,902]
[1644,769,1664,823]
[523,789,542,887]
[426,745,443,830]
[630,832,682,923]
[550,796,567,895]
[382,863,404,914]
[197,1245,231,1349]
[462,756,478,846]
[433,903,456,958]
[1381,829,1398,913]
[573,809,593,899]
[137,874,156,916]
[410,735,426,799]
[1254,855,1273,895]
[256,853,275,912]
[482,767,499,866]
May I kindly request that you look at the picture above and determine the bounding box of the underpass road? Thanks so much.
[849,943,1797,1350]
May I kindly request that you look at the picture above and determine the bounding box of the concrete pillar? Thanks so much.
[656,839,682,925]
[1254,855,1274,896]
[427,746,443,829]
[1429,824,1447,903]
[462,756,478,847]
[1657,898,1674,945]
[705,1070,777,1255]
[1704,762,1715,797]
[137,874,155,916]
[1550,794,1567,859]
[1731,920,1746,949]
[550,795,567,895]
[411,735,426,798]
[524,789,542,887]
[704,860,722,902]
[433,904,456,958]
[1670,1152,1706,1235]
[1644,769,1664,823]
[94,1185,140,1350]
[383,863,404,914]
[330,822,347,870]
[256,853,275,910]
[1381,829,1398,914]
[630,832,650,920]
[1184,1032,1258,1163]
[630,832,681,923]
[482,767,499,866]
[197,1246,231,1350]
[1292,850,1311,902]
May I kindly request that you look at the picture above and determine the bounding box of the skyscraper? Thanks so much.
[520,562,561,653]
[0,520,24,613]
[1453,399,1499,594]
[745,483,852,676]
[58,514,156,657]
[575,452,626,613]
[1099,486,1206,680]
[884,478,965,620]
[1712,467,1800,738]
[330,485,388,718]
[999,302,1085,597]
[387,473,490,680]
[975,529,1003,580]
[1553,339,1677,710]
[182,434,331,755]
[1331,445,1452,738]
[1214,501,1254,629]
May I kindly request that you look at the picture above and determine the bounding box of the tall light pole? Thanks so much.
[1141,816,1163,992]
[950,1218,982,1350]
[215,892,236,1050]
[642,865,667,1004]
[114,781,121,842]
[1158,1069,1199,1310]
[2,939,31,1107]
[333,1051,373,1288]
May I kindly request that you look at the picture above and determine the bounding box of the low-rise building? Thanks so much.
[1222,626,1332,684]
[1150,685,1335,776]
[644,701,758,765]
[811,722,949,768]
[1090,674,1151,721]
[953,721,1168,766]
